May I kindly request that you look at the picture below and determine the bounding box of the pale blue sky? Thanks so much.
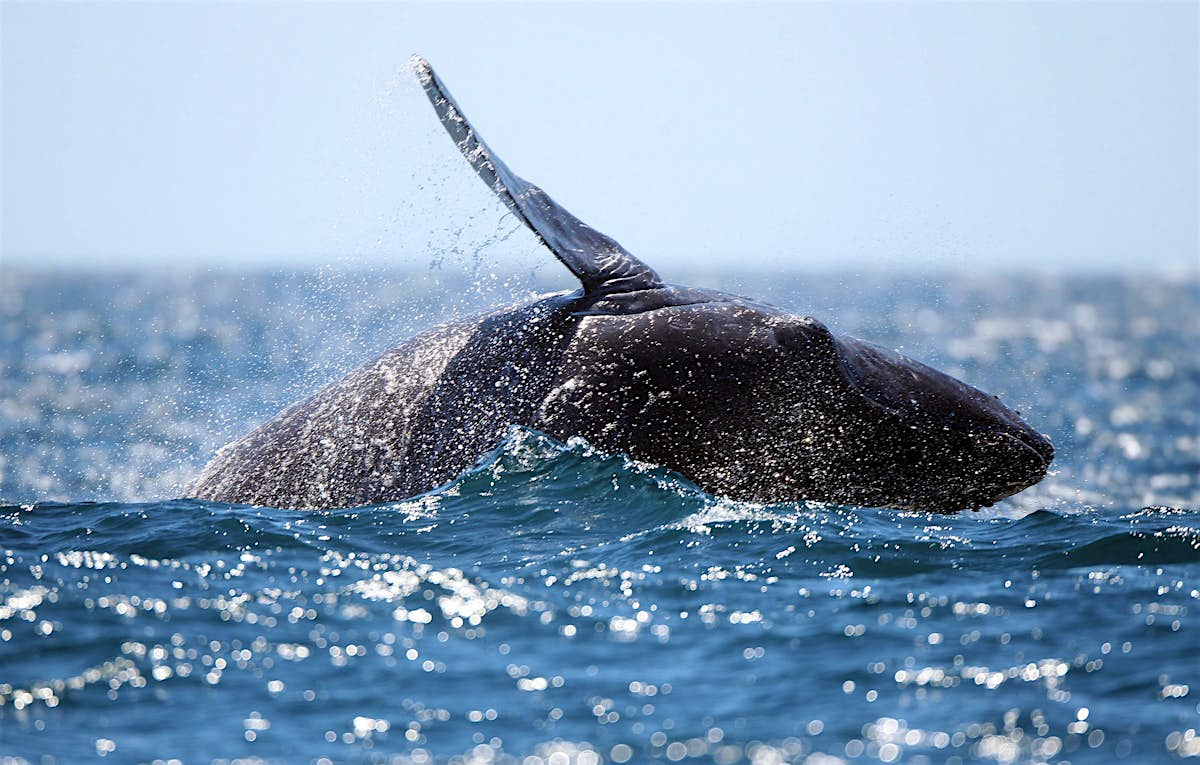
[2,2,1197,273]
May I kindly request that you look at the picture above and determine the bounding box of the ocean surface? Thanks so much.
[1,268,1198,764]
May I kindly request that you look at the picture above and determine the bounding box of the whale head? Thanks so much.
[547,296,1052,513]
[768,316,1054,511]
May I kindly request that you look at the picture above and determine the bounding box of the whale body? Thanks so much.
[188,57,1053,512]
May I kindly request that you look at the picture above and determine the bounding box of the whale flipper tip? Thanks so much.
[414,57,662,295]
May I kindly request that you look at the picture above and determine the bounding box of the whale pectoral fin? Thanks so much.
[414,55,662,295]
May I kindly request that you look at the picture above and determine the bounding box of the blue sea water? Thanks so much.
[1,269,1198,764]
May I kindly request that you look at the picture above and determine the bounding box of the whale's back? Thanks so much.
[187,317,477,508]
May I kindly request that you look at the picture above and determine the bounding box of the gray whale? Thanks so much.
[188,56,1053,512]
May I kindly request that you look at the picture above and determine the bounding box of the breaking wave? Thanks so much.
[3,428,1198,763]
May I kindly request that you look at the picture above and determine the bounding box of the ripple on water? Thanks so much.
[2,272,1198,763]
[0,428,1198,763]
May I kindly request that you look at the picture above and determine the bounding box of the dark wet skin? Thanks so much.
[543,287,1053,513]
[188,57,1052,512]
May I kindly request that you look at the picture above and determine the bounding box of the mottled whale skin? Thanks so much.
[188,57,1053,512]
